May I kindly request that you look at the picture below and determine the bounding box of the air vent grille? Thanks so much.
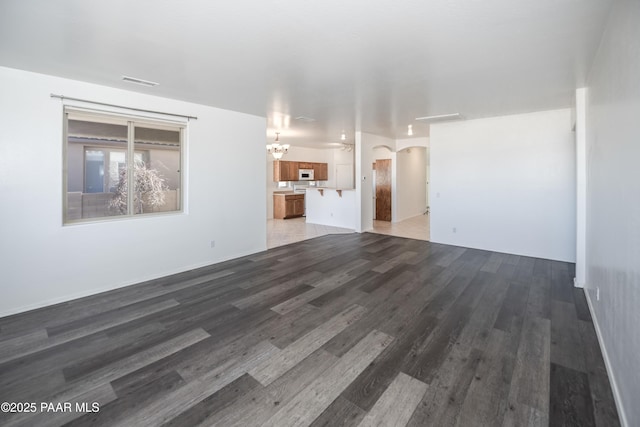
[122,76,159,87]
[294,116,316,122]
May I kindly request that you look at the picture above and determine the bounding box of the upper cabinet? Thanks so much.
[273,160,329,182]
[274,160,298,181]
[313,162,328,180]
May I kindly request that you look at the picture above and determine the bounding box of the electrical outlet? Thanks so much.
[596,287,600,301]
[210,240,216,248]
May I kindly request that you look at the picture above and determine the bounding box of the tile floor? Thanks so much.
[372,214,430,241]
[266,214,430,248]
[267,217,354,249]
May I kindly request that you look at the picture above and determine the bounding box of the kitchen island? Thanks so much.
[305,187,356,229]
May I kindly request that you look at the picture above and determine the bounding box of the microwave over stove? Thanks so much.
[298,169,314,181]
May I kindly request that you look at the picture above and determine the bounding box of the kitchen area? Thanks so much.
[265,137,430,248]
[267,147,356,248]
[272,160,327,220]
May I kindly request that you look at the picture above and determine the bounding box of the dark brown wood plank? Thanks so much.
[65,371,186,426]
[533,258,552,279]
[573,287,593,322]
[340,307,438,410]
[526,276,551,319]
[402,267,489,384]
[550,300,587,373]
[161,373,261,426]
[208,348,339,426]
[406,348,483,426]
[550,363,596,427]
[309,396,366,427]
[550,260,574,303]
[507,316,551,414]
[494,281,530,331]
[578,320,621,427]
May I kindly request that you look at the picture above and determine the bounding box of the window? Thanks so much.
[64,108,184,223]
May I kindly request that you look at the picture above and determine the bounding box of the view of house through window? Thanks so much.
[65,109,183,222]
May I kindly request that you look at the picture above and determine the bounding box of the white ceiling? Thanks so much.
[0,0,612,147]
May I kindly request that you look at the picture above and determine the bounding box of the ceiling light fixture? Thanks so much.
[415,113,461,121]
[121,75,159,87]
[266,132,290,159]
[341,131,346,141]
[341,143,354,152]
[408,124,413,136]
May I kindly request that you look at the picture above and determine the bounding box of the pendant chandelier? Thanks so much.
[266,132,290,159]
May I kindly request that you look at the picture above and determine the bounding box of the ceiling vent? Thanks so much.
[415,113,461,121]
[121,76,159,87]
[294,116,316,123]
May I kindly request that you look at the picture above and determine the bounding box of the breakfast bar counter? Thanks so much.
[305,187,356,229]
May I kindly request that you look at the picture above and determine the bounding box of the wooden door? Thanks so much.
[375,159,392,221]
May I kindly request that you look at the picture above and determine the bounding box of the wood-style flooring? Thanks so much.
[0,233,620,426]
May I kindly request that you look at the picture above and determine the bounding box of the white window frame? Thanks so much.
[63,107,186,224]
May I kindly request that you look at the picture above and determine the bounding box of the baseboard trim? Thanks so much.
[584,288,629,427]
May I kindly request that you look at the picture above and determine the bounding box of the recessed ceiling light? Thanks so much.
[408,124,413,136]
[341,131,346,141]
[122,76,159,87]
[415,113,461,121]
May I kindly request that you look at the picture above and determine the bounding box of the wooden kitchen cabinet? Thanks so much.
[289,161,299,180]
[273,160,328,181]
[313,162,328,180]
[273,193,305,219]
[292,197,304,216]
[273,160,299,181]
[273,160,285,181]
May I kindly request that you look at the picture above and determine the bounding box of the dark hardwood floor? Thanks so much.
[0,233,620,426]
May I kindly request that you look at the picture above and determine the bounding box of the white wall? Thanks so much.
[372,146,393,160]
[430,109,576,262]
[396,137,428,152]
[585,2,640,425]
[0,66,267,316]
[396,137,430,211]
[332,146,355,190]
[396,147,427,222]
[575,88,587,288]
[305,188,356,229]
